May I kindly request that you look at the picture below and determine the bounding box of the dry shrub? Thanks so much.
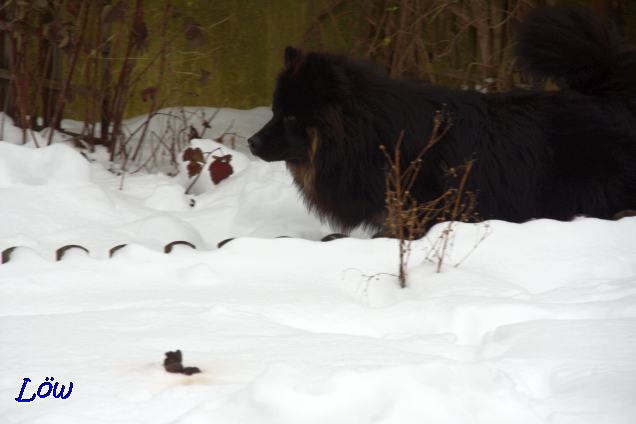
[0,0,214,173]
[381,109,479,287]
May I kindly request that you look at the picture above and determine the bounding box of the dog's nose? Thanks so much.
[248,135,263,152]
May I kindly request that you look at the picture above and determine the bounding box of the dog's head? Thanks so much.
[248,46,369,163]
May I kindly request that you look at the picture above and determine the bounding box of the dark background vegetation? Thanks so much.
[0,0,633,153]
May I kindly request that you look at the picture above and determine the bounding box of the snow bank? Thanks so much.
[0,142,90,186]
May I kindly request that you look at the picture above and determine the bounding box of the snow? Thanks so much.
[1,110,635,424]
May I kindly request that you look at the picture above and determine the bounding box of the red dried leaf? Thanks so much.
[209,154,233,185]
[187,161,203,178]
[182,147,204,164]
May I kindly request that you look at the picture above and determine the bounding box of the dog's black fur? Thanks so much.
[249,8,636,233]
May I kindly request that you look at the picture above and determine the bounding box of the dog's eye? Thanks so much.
[284,115,297,123]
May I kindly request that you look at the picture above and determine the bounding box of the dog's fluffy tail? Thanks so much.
[516,7,636,98]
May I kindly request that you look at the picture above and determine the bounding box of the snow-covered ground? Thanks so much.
[1,110,635,424]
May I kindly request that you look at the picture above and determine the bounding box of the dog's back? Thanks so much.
[452,8,636,222]
[511,8,636,220]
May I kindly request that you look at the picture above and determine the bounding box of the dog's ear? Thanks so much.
[284,46,302,66]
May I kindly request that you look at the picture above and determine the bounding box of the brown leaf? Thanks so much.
[163,350,183,373]
[186,161,203,178]
[163,350,201,375]
[209,154,233,185]
[182,147,204,164]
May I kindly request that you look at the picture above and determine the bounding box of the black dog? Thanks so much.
[249,8,636,233]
